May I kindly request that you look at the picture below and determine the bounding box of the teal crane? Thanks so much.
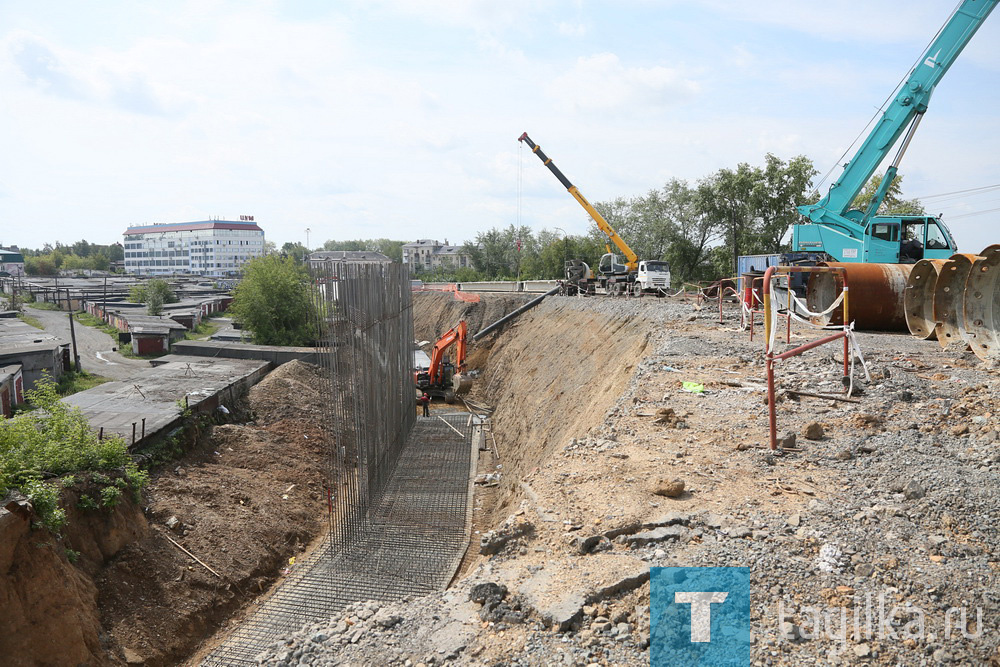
[792,0,997,263]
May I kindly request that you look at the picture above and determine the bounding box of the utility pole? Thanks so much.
[65,288,81,372]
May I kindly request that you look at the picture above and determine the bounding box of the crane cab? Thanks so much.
[793,214,957,263]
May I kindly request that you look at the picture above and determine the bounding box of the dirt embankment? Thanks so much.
[1,360,333,667]
[466,297,653,521]
[412,291,532,369]
[101,360,332,666]
[0,492,147,667]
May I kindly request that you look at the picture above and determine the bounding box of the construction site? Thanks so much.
[1,253,999,666]
[2,3,1000,667]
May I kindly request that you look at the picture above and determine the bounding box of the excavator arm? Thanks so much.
[428,320,467,385]
[519,133,639,272]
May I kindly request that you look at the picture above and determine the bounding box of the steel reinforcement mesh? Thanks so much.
[313,261,418,549]
[201,415,474,666]
[201,262,474,666]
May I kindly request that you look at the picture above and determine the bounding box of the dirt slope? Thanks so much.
[469,297,653,521]
[412,291,532,369]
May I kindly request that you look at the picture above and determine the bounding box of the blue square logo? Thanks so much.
[651,567,752,666]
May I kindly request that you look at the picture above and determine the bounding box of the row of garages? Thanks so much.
[83,295,232,355]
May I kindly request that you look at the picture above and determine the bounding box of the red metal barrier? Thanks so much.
[763,266,850,451]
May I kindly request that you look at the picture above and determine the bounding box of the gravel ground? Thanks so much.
[252,294,999,666]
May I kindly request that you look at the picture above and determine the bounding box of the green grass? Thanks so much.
[27,302,61,311]
[73,312,120,337]
[17,312,44,329]
[56,371,111,397]
[116,345,168,360]
[184,319,222,340]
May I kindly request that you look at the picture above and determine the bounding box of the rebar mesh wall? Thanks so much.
[201,265,475,666]
[313,261,416,550]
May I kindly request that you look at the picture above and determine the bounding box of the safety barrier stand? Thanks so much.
[763,265,854,451]
[715,280,740,325]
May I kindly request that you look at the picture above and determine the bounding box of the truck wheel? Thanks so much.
[632,283,642,297]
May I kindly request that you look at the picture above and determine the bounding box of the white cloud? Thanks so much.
[557,21,586,37]
[547,53,700,112]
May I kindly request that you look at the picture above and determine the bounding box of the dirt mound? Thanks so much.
[96,361,333,666]
[248,359,329,425]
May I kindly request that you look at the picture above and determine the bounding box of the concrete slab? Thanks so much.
[0,316,62,346]
[62,355,271,447]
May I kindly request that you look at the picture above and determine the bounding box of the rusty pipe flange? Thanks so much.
[962,245,1000,361]
[807,262,913,331]
[932,253,981,348]
[904,259,948,340]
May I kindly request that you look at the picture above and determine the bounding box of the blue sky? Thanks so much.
[2,1,999,253]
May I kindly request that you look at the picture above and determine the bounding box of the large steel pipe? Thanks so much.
[933,253,981,348]
[963,245,1000,361]
[472,286,560,341]
[807,262,913,331]
[904,259,948,340]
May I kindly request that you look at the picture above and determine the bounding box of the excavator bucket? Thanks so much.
[452,372,473,397]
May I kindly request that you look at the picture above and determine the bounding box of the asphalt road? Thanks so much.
[25,305,151,381]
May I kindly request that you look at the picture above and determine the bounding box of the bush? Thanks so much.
[0,375,147,532]
[130,279,177,316]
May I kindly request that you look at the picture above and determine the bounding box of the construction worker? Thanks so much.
[421,392,431,417]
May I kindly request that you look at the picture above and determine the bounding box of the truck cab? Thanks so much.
[636,260,671,291]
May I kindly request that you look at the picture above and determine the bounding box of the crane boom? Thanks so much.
[518,132,639,271]
[793,0,996,263]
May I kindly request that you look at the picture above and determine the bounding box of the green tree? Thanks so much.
[71,240,92,257]
[25,256,57,276]
[230,255,318,345]
[466,225,539,279]
[130,279,177,316]
[106,243,125,262]
[281,242,309,262]
[658,179,720,283]
[698,154,816,275]
[854,172,925,216]
[90,252,110,272]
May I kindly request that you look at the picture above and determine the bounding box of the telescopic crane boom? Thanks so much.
[792,0,996,263]
[518,132,638,273]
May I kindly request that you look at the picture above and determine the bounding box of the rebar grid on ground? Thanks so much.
[200,415,474,666]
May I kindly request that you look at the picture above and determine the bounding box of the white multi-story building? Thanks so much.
[123,219,265,277]
[402,239,471,272]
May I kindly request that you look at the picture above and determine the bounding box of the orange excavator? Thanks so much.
[414,320,472,403]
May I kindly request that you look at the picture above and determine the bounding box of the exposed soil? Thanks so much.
[97,360,333,666]
[411,290,532,371]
